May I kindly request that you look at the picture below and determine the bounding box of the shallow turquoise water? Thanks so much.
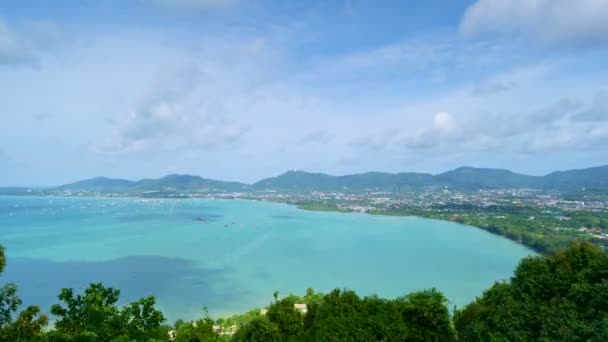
[0,196,533,321]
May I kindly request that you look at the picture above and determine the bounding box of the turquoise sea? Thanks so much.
[0,196,533,321]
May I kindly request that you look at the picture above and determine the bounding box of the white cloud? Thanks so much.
[404,112,462,149]
[460,0,608,46]
[433,112,458,134]
[588,125,608,143]
[95,66,248,155]
[348,87,608,157]
[526,130,578,152]
[349,127,400,150]
[573,91,608,122]
[2,7,608,183]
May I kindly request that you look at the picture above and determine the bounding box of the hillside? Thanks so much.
[50,165,608,194]
[133,174,248,192]
[542,165,608,192]
[251,171,437,192]
[57,174,249,193]
[434,167,541,190]
[56,177,137,192]
[253,165,608,192]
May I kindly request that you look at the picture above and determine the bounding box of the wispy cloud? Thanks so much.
[460,0,608,47]
[404,112,462,149]
[94,65,248,155]
[471,81,515,97]
[0,18,63,67]
[296,130,335,145]
[349,92,608,156]
[301,35,483,83]
[2,1,608,184]
[572,91,608,122]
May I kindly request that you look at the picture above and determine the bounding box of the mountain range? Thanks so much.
[46,165,608,193]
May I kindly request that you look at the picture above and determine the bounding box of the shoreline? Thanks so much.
[296,203,545,254]
[0,194,559,254]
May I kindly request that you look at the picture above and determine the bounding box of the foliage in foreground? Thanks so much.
[0,245,48,342]
[454,241,608,341]
[0,241,607,341]
[47,283,166,341]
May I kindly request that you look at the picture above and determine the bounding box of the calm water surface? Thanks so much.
[0,196,533,321]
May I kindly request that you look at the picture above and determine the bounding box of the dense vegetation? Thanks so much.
[454,241,608,341]
[371,203,608,254]
[253,165,608,192]
[1,241,607,341]
[564,189,608,202]
[298,201,608,254]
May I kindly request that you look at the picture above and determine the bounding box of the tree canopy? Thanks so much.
[48,283,166,341]
[454,241,608,341]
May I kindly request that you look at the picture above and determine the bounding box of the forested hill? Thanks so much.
[50,165,608,193]
[55,174,249,193]
[253,165,608,192]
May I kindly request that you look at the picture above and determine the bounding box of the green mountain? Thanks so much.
[56,177,137,192]
[251,171,436,192]
[250,170,335,191]
[51,165,608,194]
[542,165,608,192]
[57,174,248,193]
[253,165,608,192]
[434,167,541,190]
[134,174,248,192]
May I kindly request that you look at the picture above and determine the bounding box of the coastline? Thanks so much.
[0,194,570,255]
[296,203,545,254]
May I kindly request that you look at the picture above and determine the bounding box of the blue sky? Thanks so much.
[1,0,607,185]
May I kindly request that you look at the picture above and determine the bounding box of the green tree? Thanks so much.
[1,306,48,341]
[0,283,20,329]
[0,245,47,342]
[120,296,167,341]
[455,241,608,341]
[231,317,281,342]
[303,289,406,342]
[397,289,456,341]
[50,282,165,341]
[174,308,223,342]
[50,283,122,340]
[266,296,304,340]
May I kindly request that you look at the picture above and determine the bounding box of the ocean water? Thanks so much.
[0,196,534,321]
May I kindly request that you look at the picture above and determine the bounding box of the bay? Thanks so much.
[0,196,533,321]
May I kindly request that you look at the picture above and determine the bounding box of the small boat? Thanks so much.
[194,217,207,222]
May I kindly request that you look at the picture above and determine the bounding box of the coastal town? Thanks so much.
[39,186,608,212]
